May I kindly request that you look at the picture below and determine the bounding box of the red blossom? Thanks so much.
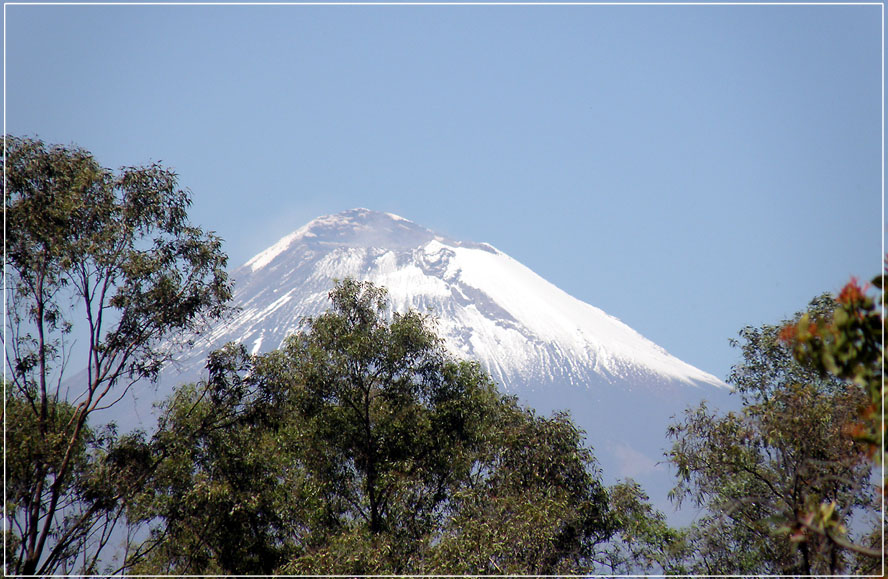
[836,278,868,305]
[778,324,798,344]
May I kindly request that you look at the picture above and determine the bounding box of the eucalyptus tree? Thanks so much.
[4,136,231,575]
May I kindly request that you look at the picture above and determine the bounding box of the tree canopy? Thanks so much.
[4,136,231,575]
[667,294,878,575]
[131,279,620,574]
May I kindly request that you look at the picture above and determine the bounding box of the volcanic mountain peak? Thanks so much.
[199,209,727,395]
[135,209,732,503]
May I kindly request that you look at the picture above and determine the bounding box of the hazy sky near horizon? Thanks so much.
[5,2,883,386]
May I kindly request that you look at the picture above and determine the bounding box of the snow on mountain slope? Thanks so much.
[178,208,726,395]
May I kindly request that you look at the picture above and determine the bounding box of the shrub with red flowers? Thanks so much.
[779,268,885,565]
[783,275,883,464]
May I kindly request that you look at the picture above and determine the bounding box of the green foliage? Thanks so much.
[4,136,231,575]
[5,385,157,574]
[283,280,498,543]
[134,379,299,574]
[138,280,619,574]
[429,401,614,574]
[604,479,691,574]
[667,296,874,574]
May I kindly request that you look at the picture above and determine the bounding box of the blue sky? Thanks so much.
[4,2,883,386]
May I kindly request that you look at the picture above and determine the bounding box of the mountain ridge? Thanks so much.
[185,208,725,397]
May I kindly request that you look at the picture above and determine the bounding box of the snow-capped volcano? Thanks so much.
[139,208,731,515]
[182,208,725,395]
